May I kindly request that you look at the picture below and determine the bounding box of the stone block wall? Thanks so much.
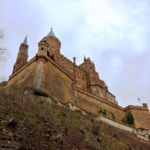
[77,88,125,123]
[6,54,150,130]
[41,58,75,104]
[125,106,150,129]
[7,58,37,94]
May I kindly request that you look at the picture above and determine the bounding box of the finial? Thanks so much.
[47,27,55,37]
[23,35,27,45]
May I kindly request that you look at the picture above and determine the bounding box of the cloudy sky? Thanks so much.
[0,0,150,108]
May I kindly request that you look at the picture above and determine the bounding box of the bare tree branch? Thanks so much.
[0,29,6,55]
[0,29,5,39]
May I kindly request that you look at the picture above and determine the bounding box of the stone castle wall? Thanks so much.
[4,54,150,130]
[42,57,75,104]
[36,56,150,130]
[3,32,150,131]
[7,57,37,94]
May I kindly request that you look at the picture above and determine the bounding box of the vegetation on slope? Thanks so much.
[0,93,150,150]
[122,112,134,125]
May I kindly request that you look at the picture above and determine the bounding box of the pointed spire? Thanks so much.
[23,35,27,45]
[47,27,55,37]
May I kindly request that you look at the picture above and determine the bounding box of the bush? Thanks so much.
[122,112,134,125]
[103,109,107,116]
[34,90,48,97]
[98,108,107,116]
[92,124,100,136]
[98,108,103,114]
[111,112,115,119]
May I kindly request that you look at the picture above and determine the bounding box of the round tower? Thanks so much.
[41,28,61,58]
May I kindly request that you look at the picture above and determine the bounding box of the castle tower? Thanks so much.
[80,57,107,99]
[12,36,28,73]
[38,28,61,61]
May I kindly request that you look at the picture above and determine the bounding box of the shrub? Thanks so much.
[98,108,107,116]
[92,124,100,136]
[34,90,48,97]
[98,108,103,114]
[122,112,134,125]
[111,112,115,119]
[103,109,107,116]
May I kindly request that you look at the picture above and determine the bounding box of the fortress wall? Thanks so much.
[7,58,37,94]
[77,88,125,123]
[125,106,150,129]
[41,59,75,104]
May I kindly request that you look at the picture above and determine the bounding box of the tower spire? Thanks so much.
[23,35,27,45]
[12,35,28,74]
[47,27,55,37]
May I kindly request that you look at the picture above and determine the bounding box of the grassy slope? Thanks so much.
[0,94,150,150]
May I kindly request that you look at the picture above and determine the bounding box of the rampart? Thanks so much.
[1,29,150,137]
[3,54,150,131]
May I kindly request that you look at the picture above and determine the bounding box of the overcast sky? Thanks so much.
[0,0,150,108]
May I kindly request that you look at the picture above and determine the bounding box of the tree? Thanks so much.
[0,29,6,55]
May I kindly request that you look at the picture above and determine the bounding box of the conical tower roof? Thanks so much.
[23,35,27,45]
[47,28,55,37]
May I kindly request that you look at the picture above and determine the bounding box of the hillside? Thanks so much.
[0,93,150,150]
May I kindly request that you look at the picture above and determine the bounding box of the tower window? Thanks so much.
[41,47,44,50]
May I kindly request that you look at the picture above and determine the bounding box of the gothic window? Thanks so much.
[41,47,44,51]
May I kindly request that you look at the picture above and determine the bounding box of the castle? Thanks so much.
[1,28,150,134]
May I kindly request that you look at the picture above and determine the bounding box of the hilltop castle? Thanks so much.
[12,28,118,105]
[1,29,150,135]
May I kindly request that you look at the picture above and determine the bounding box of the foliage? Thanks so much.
[122,112,134,125]
[0,29,6,56]
[34,90,48,97]
[111,112,115,119]
[99,108,107,116]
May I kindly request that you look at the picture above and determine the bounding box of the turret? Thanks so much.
[37,40,49,57]
[40,28,61,61]
[12,36,28,73]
